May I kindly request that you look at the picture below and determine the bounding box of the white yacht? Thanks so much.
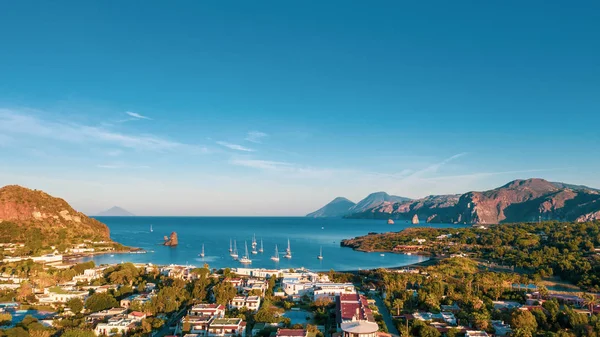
[271,245,280,262]
[239,241,252,264]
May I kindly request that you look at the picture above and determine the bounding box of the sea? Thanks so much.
[85,217,466,271]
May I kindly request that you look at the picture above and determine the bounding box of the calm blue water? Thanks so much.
[86,217,466,271]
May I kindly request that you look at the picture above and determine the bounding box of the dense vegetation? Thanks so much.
[362,258,600,337]
[343,221,600,291]
[0,185,113,254]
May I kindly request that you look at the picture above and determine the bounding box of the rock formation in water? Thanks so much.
[412,214,419,224]
[164,232,178,246]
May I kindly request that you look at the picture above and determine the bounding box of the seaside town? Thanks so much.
[1,237,599,337]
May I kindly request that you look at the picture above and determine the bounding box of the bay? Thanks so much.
[86,217,466,271]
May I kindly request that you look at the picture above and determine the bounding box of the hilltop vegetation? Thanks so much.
[342,221,600,291]
[0,185,112,254]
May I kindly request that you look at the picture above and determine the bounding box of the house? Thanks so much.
[491,320,512,336]
[183,315,213,335]
[313,283,356,301]
[128,311,147,321]
[120,293,154,309]
[37,286,88,304]
[336,294,375,329]
[412,312,456,326]
[73,268,104,283]
[225,278,245,292]
[492,301,522,311]
[276,328,308,337]
[340,320,379,337]
[94,317,138,336]
[207,318,246,337]
[229,296,261,312]
[189,304,226,318]
[465,331,489,337]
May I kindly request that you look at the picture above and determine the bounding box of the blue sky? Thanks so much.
[0,1,599,215]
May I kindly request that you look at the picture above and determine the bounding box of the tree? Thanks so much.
[0,312,12,326]
[85,292,118,312]
[510,310,538,335]
[16,282,33,302]
[582,293,598,313]
[419,325,441,337]
[314,297,332,308]
[67,298,84,314]
[183,316,191,333]
[28,330,53,337]
[393,298,404,316]
[213,282,236,306]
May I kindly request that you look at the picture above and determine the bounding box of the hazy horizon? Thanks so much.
[1,1,599,216]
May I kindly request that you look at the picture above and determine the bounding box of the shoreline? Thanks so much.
[63,246,143,262]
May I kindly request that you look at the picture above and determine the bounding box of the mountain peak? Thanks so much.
[97,206,135,216]
[306,197,356,218]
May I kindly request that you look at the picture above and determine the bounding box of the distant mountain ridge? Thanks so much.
[97,206,135,216]
[306,192,411,218]
[306,197,355,218]
[307,178,600,224]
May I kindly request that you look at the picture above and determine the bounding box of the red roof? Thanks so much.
[130,311,145,317]
[277,329,307,337]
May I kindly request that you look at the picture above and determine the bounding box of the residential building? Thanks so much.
[229,296,261,312]
[94,317,138,336]
[491,321,512,336]
[207,318,246,337]
[189,304,226,318]
[37,286,88,304]
[340,320,379,337]
[336,294,375,329]
[465,331,489,337]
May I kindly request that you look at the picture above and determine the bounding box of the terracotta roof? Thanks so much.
[277,329,307,337]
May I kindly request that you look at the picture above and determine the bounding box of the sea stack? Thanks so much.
[412,214,419,224]
[164,232,178,246]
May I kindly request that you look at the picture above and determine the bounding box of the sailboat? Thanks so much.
[199,244,205,258]
[150,224,153,232]
[229,239,233,253]
[284,239,292,259]
[239,241,252,264]
[252,234,257,248]
[271,245,280,262]
[258,239,264,253]
[317,246,323,260]
[231,240,238,259]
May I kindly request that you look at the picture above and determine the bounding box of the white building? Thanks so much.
[94,317,138,336]
[207,318,246,337]
[229,296,261,312]
[465,331,489,337]
[340,320,379,337]
[37,286,87,304]
[73,268,104,283]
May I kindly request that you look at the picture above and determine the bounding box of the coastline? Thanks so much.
[63,246,143,262]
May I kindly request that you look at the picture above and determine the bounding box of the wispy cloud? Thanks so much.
[230,158,293,170]
[0,109,208,153]
[422,168,565,182]
[125,111,152,120]
[401,152,468,181]
[97,164,151,169]
[216,141,255,152]
[245,131,268,143]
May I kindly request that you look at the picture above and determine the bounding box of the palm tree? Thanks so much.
[582,293,598,313]
[393,298,404,316]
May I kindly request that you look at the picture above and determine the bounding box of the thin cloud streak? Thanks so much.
[125,111,152,120]
[0,108,208,153]
[245,131,268,143]
[216,141,255,152]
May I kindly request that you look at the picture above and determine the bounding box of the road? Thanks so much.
[373,295,400,337]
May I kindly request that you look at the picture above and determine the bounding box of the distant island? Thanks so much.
[97,206,135,216]
[307,178,600,224]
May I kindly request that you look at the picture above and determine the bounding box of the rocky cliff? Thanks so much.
[341,179,600,224]
[0,185,112,245]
